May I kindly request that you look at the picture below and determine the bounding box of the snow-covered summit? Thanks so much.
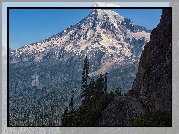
[9,6,150,75]
[92,2,120,7]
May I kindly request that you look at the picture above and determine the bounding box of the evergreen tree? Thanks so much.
[86,79,95,98]
[110,90,115,97]
[60,107,69,126]
[103,72,108,93]
[95,74,104,98]
[115,87,122,96]
[61,59,117,126]
[130,109,171,126]
[69,90,74,111]
[81,56,90,99]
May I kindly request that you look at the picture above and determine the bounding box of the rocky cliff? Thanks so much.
[96,8,171,126]
[129,8,171,112]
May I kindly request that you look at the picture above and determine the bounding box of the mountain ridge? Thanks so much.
[9,8,150,76]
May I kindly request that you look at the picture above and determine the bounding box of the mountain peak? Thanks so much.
[9,7,150,71]
[92,2,120,7]
[89,8,124,23]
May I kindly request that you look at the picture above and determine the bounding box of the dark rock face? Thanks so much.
[95,8,171,126]
[129,9,172,112]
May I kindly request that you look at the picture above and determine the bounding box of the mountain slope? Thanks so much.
[9,9,150,76]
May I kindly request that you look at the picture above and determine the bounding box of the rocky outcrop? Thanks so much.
[95,96,145,126]
[95,8,171,126]
[129,9,171,112]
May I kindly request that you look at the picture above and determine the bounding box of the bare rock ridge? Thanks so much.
[129,8,171,111]
[95,8,171,126]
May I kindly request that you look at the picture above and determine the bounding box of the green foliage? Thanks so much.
[60,75,116,126]
[130,109,172,126]
[81,56,90,99]
[115,87,123,96]
[9,85,65,126]
[69,91,75,111]
[10,55,130,126]
[60,57,116,126]
[60,107,74,126]
[74,93,114,126]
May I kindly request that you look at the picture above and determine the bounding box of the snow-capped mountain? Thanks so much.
[9,7,152,126]
[9,8,150,76]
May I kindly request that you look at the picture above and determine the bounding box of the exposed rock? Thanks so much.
[95,96,145,126]
[129,8,171,112]
[95,8,171,126]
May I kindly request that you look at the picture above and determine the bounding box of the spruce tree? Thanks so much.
[81,56,90,99]
[104,72,108,93]
[69,90,74,111]
[61,107,69,126]
[95,74,104,98]
[115,87,122,96]
[84,79,94,97]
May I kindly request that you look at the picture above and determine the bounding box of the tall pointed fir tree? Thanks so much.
[87,79,96,102]
[104,72,108,93]
[95,74,105,99]
[61,107,69,126]
[69,90,74,111]
[81,56,90,99]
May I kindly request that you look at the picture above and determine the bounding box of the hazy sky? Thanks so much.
[5,2,169,49]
